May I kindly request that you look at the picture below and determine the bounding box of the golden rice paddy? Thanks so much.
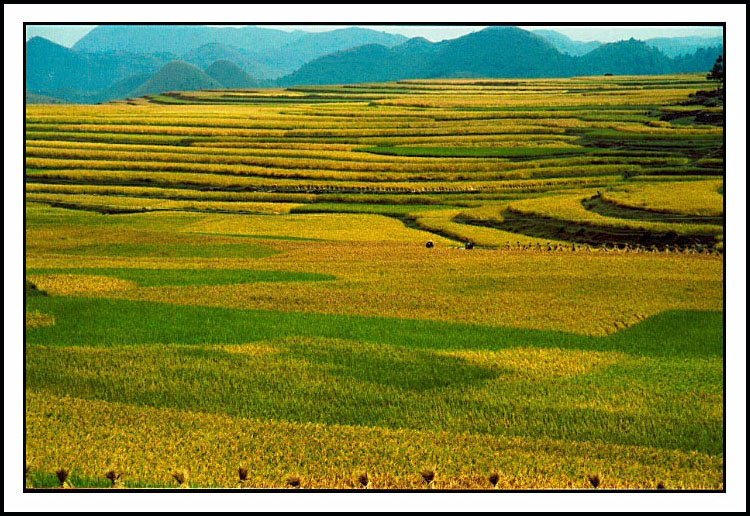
[25,74,724,489]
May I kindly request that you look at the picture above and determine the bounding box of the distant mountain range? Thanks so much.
[644,35,725,58]
[72,25,301,55]
[532,30,602,56]
[282,27,723,85]
[72,25,407,79]
[25,25,723,104]
[533,30,724,58]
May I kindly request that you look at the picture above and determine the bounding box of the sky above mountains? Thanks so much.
[26,24,723,48]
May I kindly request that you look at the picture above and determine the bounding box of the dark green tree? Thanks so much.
[707,55,724,89]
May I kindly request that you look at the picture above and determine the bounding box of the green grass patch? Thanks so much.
[26,268,335,287]
[25,297,723,454]
[582,128,722,145]
[55,241,278,259]
[26,296,722,358]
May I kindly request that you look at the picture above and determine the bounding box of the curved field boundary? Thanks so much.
[501,194,722,249]
[453,205,571,247]
[600,180,724,218]
[584,195,724,225]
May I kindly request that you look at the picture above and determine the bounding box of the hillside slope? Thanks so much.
[205,60,260,89]
[578,38,676,75]
[129,61,225,97]
[26,36,165,96]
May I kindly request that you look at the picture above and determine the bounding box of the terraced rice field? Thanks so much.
[25,74,724,490]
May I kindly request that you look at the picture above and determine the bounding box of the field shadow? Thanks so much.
[25,296,722,359]
[275,337,499,391]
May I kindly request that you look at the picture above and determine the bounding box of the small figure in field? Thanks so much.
[105,468,123,488]
[425,241,434,249]
[465,242,474,250]
[420,469,435,488]
[237,466,249,487]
